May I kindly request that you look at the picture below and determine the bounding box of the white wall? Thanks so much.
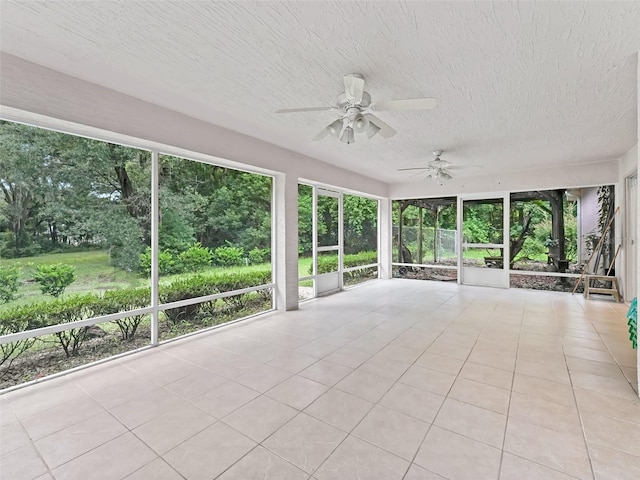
[389,160,620,200]
[579,187,600,264]
[617,145,638,301]
[636,50,639,395]
[0,52,389,311]
[0,53,387,198]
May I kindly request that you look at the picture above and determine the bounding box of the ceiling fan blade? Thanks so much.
[344,74,365,104]
[374,97,438,111]
[398,167,429,171]
[365,114,396,138]
[313,127,330,141]
[444,165,484,170]
[275,106,335,113]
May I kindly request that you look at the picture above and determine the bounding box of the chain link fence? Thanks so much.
[393,226,457,264]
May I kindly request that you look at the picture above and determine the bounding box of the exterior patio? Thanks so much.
[2,280,637,480]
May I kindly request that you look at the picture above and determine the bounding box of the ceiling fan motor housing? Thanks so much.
[337,91,372,110]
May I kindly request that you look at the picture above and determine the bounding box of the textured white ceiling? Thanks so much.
[1,1,639,184]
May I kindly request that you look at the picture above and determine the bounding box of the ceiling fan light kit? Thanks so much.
[397,150,473,182]
[340,127,355,144]
[276,73,437,144]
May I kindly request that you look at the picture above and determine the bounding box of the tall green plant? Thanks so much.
[0,265,20,303]
[33,264,76,297]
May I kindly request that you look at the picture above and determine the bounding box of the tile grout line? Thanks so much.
[300,297,460,479]
[496,300,524,480]
[559,295,598,480]
[400,300,492,479]
[210,299,427,479]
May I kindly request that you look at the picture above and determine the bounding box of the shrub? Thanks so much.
[213,246,244,267]
[0,266,273,364]
[99,288,150,340]
[310,251,378,275]
[46,294,100,357]
[177,243,213,272]
[33,264,76,297]
[0,304,45,367]
[159,275,214,324]
[248,247,270,265]
[158,268,272,323]
[139,248,176,276]
[0,265,20,304]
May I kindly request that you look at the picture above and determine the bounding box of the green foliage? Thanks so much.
[0,265,271,360]
[0,303,43,367]
[99,288,150,340]
[33,264,76,297]
[177,243,213,272]
[213,245,245,267]
[107,218,145,272]
[343,195,378,255]
[159,268,271,324]
[311,251,378,275]
[248,247,270,265]
[0,265,20,303]
[139,248,176,276]
[46,294,99,357]
[298,185,313,255]
[517,237,547,260]
[159,194,196,253]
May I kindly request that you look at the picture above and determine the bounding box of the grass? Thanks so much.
[1,250,318,311]
[0,250,141,309]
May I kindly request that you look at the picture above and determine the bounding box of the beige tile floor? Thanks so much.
[1,279,639,480]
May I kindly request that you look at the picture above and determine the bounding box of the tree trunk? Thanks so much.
[0,182,32,252]
[49,222,58,244]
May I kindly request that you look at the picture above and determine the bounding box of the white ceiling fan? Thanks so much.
[276,73,437,144]
[399,150,475,181]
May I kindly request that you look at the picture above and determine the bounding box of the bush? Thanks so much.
[311,251,378,275]
[0,266,273,363]
[158,268,272,323]
[213,246,245,267]
[248,247,270,265]
[0,304,44,367]
[33,264,76,297]
[46,294,101,357]
[159,276,214,324]
[177,243,213,272]
[139,248,176,276]
[0,265,20,304]
[99,288,150,340]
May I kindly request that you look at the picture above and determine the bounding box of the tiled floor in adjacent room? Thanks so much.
[1,279,638,480]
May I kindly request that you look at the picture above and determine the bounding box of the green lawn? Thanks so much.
[1,250,320,311]
[0,250,142,309]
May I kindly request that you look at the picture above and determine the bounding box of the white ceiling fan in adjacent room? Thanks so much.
[275,73,437,144]
[398,150,479,181]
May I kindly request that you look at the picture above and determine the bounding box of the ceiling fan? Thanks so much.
[398,150,470,181]
[275,73,437,144]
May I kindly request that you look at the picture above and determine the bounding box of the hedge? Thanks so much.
[311,251,378,275]
[0,267,272,362]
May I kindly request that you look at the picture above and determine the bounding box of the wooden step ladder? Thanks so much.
[584,275,622,302]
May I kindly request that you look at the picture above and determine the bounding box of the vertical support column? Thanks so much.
[150,151,160,345]
[378,198,392,279]
[312,186,318,296]
[636,50,639,397]
[503,192,511,288]
[274,173,299,311]
[338,192,344,290]
[456,196,463,285]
